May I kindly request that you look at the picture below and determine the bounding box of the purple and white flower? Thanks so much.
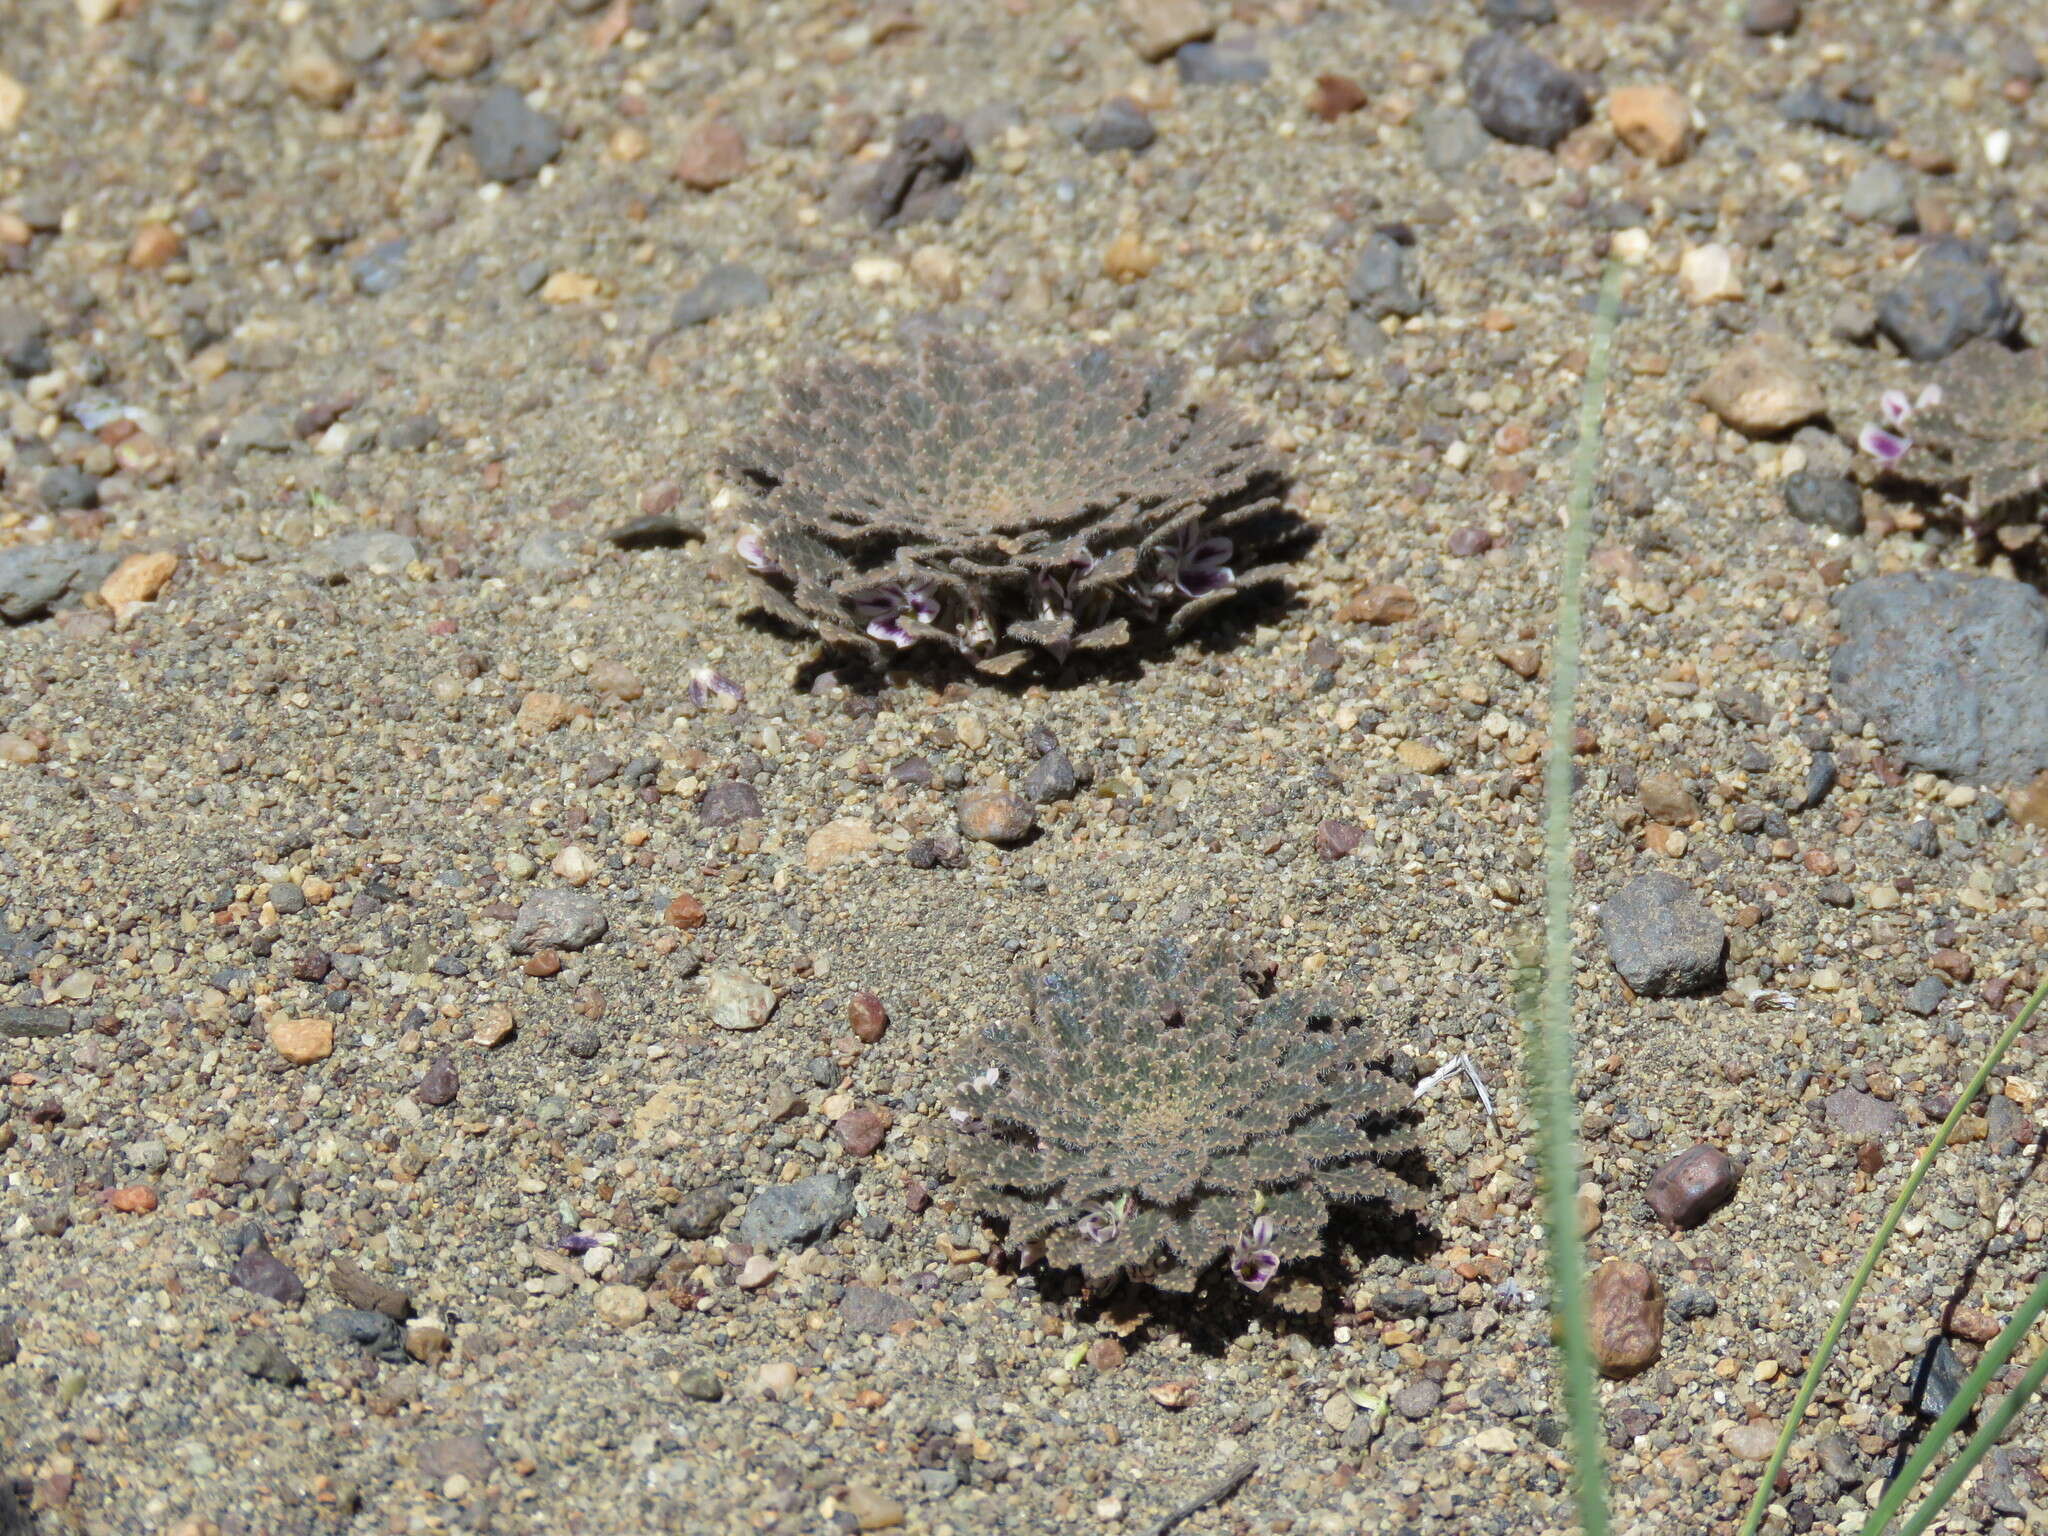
[1076,1206,1121,1245]
[735,527,780,576]
[847,579,941,648]
[1857,383,1943,466]
[687,666,745,707]
[1229,1215,1280,1291]
[1152,526,1235,602]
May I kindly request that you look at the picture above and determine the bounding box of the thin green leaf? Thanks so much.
[1736,971,2048,1536]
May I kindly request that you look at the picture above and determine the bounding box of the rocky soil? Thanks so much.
[3,1,2047,1533]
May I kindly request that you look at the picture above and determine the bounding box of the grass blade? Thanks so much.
[1525,258,1623,1536]
[1736,972,2048,1536]
[1860,1268,2048,1535]
[1895,1333,2048,1536]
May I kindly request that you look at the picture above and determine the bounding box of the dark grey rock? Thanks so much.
[1347,233,1425,319]
[0,1007,74,1039]
[0,541,110,623]
[736,1173,856,1251]
[1841,162,1914,229]
[1022,749,1079,805]
[1902,975,1948,1017]
[269,881,307,915]
[1080,97,1156,154]
[1741,0,1800,33]
[673,262,770,326]
[1830,572,2048,781]
[1824,1087,1902,1138]
[1460,32,1589,149]
[229,1240,306,1306]
[1176,39,1270,85]
[1484,0,1556,23]
[1421,107,1491,175]
[697,780,762,827]
[1392,1379,1443,1419]
[313,1307,407,1362]
[0,1314,16,1365]
[508,890,608,954]
[861,113,972,229]
[1777,84,1886,140]
[351,238,408,296]
[1910,1337,1966,1418]
[1796,751,1837,811]
[1781,472,1862,534]
[1905,818,1940,857]
[678,1367,724,1401]
[38,466,99,510]
[838,1284,920,1333]
[606,513,700,549]
[0,305,52,377]
[665,1185,733,1239]
[224,1332,303,1387]
[386,413,441,451]
[1875,237,2023,362]
[1600,873,1726,997]
[1668,1287,1718,1320]
[468,85,562,183]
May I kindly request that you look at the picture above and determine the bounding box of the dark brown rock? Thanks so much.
[1646,1143,1740,1229]
[848,991,889,1044]
[1588,1259,1664,1379]
[414,1054,458,1107]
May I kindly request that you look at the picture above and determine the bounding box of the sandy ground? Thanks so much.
[2,1,2047,1533]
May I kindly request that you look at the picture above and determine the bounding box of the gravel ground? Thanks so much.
[3,1,2048,1533]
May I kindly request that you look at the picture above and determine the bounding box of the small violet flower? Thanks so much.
[735,528,780,577]
[1857,384,1943,467]
[687,666,745,707]
[1076,1207,1121,1245]
[847,580,941,648]
[1153,526,1235,601]
[1230,1215,1280,1292]
[560,1232,605,1255]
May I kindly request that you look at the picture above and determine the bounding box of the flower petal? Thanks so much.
[1879,389,1913,427]
[1858,425,1911,464]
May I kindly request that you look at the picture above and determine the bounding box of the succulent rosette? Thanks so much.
[721,339,1291,674]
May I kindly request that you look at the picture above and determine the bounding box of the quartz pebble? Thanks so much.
[1608,85,1692,165]
[957,787,1035,844]
[704,969,777,1031]
[269,1017,333,1066]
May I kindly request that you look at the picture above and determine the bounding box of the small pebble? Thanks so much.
[957,787,1035,844]
[269,1016,334,1066]
[1646,1144,1740,1229]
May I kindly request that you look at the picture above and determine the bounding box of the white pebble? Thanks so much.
[1985,128,2012,168]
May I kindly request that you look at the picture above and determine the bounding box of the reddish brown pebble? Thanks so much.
[835,1107,890,1156]
[848,991,889,1044]
[108,1186,158,1214]
[904,1179,932,1214]
[1308,73,1368,121]
[1588,1258,1664,1378]
[1338,584,1417,625]
[1495,646,1541,679]
[524,950,562,978]
[676,117,748,190]
[1929,948,1973,983]
[1646,1143,1740,1229]
[1638,772,1701,827]
[1446,526,1493,557]
[1856,1141,1886,1174]
[1314,819,1364,861]
[1949,1308,2002,1344]
[1086,1337,1127,1372]
[957,786,1035,845]
[665,894,707,930]
[415,1055,459,1107]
